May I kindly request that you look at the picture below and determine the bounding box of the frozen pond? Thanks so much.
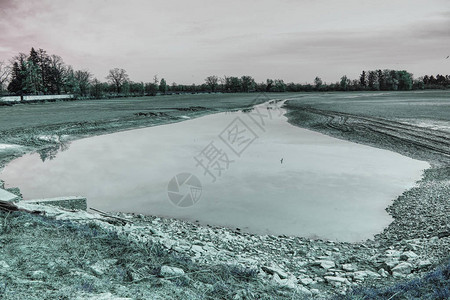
[0,101,429,242]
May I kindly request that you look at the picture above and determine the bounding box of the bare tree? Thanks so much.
[75,70,92,96]
[106,68,129,93]
[49,55,67,94]
[205,75,219,92]
[0,60,11,93]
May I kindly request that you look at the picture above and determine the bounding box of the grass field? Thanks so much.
[0,93,292,132]
[286,90,450,122]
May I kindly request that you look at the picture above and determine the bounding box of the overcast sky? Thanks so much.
[1,0,449,84]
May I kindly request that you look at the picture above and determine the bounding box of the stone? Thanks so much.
[90,259,118,276]
[160,266,185,277]
[296,285,313,296]
[406,243,419,251]
[70,269,98,281]
[392,262,413,275]
[272,274,312,296]
[381,258,400,271]
[162,239,177,249]
[400,251,418,261]
[79,292,132,300]
[314,260,335,270]
[0,188,20,202]
[31,270,46,280]
[385,250,402,257]
[353,270,381,281]
[173,245,190,253]
[22,196,87,211]
[378,268,389,277]
[392,272,406,278]
[0,261,10,275]
[298,277,314,286]
[0,261,10,269]
[191,245,204,254]
[416,259,432,269]
[262,265,288,279]
[342,263,356,272]
[310,288,320,295]
[324,276,349,285]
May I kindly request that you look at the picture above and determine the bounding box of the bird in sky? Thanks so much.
[446,56,449,59]
[280,158,284,164]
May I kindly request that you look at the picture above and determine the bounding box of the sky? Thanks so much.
[1,0,449,84]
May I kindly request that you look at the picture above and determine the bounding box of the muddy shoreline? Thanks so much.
[0,94,449,298]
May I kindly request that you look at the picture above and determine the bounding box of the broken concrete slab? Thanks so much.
[0,188,21,202]
[21,196,87,211]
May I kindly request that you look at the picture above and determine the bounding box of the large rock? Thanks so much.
[353,270,381,281]
[298,277,314,286]
[0,188,20,202]
[416,259,432,269]
[400,251,418,261]
[272,274,312,296]
[392,262,413,276]
[22,196,87,211]
[160,265,185,277]
[380,258,400,272]
[314,260,335,270]
[262,265,288,279]
[385,250,402,258]
[190,245,204,254]
[324,276,350,285]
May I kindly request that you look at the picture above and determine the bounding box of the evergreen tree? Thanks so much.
[377,70,385,90]
[359,71,367,88]
[159,78,167,93]
[23,60,41,94]
[265,79,274,92]
[314,77,323,90]
[367,71,377,90]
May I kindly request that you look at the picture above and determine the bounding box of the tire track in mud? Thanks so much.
[301,107,450,159]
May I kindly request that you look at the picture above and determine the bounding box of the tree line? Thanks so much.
[0,47,449,98]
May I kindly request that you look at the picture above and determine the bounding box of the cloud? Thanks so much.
[210,14,450,81]
[1,0,449,83]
